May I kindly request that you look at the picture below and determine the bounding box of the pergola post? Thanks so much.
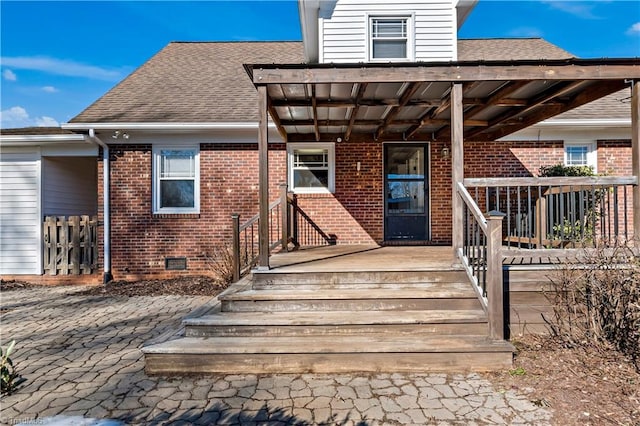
[632,81,640,243]
[451,83,464,256]
[257,85,270,269]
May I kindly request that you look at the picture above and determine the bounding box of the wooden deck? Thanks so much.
[268,244,566,270]
[268,245,458,272]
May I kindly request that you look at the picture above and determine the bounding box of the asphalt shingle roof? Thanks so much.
[0,127,77,135]
[554,89,630,119]
[457,38,574,61]
[70,42,305,123]
[70,38,628,124]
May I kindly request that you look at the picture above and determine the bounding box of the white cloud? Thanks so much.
[507,27,544,38]
[627,22,640,35]
[0,56,123,81]
[542,1,600,19]
[42,86,59,93]
[0,106,59,129]
[3,69,17,81]
[35,116,60,127]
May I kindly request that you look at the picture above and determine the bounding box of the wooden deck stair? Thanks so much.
[143,268,514,374]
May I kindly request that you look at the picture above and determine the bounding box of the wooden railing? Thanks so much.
[456,175,637,340]
[456,183,505,339]
[463,176,637,250]
[231,184,335,282]
[43,215,98,275]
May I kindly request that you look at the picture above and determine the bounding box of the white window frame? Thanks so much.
[367,14,414,62]
[563,141,597,172]
[152,145,200,214]
[287,143,335,194]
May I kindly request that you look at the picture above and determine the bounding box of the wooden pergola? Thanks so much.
[245,58,640,269]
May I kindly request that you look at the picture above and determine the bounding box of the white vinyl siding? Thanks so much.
[320,0,457,63]
[42,157,97,216]
[0,151,41,274]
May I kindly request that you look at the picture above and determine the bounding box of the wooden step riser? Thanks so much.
[252,271,468,286]
[251,282,472,291]
[221,298,482,312]
[145,351,513,375]
[184,322,489,338]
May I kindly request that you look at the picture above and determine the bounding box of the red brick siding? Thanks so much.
[95,139,633,279]
[295,140,382,244]
[98,144,286,279]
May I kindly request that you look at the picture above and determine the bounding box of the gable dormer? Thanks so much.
[299,0,477,64]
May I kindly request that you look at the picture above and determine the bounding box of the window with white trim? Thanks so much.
[288,143,335,193]
[369,16,411,61]
[564,141,597,171]
[153,146,200,213]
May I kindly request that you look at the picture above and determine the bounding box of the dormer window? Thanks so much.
[369,16,411,61]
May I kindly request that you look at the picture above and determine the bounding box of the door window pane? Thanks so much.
[386,146,425,178]
[387,181,425,214]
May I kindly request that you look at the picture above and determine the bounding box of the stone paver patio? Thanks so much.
[0,286,552,425]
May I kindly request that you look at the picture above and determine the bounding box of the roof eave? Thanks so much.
[62,122,278,131]
[0,134,89,146]
[456,0,478,28]
[298,0,320,63]
[534,118,632,128]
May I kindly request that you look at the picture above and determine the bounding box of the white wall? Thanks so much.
[42,157,97,216]
[320,0,457,63]
[0,149,41,274]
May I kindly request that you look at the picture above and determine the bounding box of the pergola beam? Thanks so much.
[280,118,488,128]
[451,83,464,256]
[345,83,368,141]
[463,81,531,120]
[311,85,320,141]
[481,79,627,141]
[464,80,587,140]
[375,82,422,140]
[252,61,640,85]
[631,81,639,241]
[257,85,270,269]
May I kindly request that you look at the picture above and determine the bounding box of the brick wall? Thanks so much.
[295,139,382,244]
[96,138,633,279]
[98,143,287,279]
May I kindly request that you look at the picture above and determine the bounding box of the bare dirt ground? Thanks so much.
[0,276,225,297]
[2,277,639,425]
[490,334,640,426]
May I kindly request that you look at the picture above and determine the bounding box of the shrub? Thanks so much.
[1,340,26,395]
[539,164,594,177]
[539,163,600,244]
[203,245,251,286]
[544,241,640,370]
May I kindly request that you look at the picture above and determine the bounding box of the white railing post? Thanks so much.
[486,210,506,340]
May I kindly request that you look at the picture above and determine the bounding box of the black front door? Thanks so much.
[384,144,429,241]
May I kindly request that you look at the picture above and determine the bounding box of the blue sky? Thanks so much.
[1,0,639,129]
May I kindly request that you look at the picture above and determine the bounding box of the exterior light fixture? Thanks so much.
[441,146,450,159]
[112,130,130,140]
